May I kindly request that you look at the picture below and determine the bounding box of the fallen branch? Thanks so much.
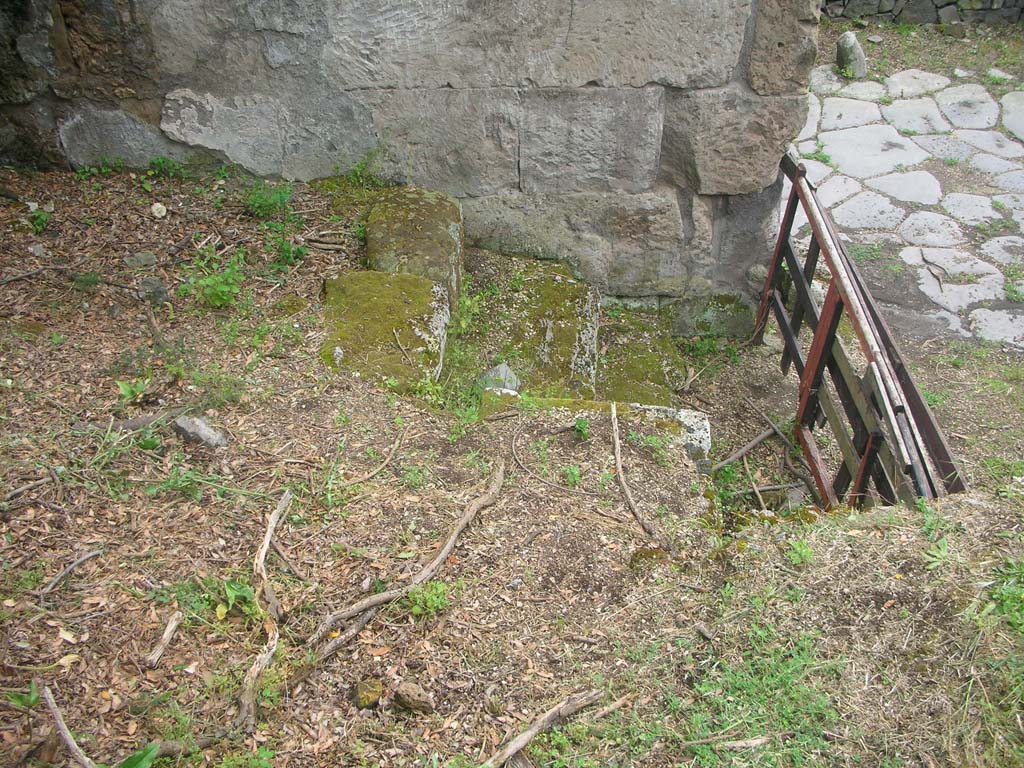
[742,456,767,510]
[481,689,602,768]
[4,476,53,502]
[309,460,505,647]
[511,421,604,498]
[0,265,73,287]
[236,490,292,731]
[333,427,409,490]
[710,428,774,474]
[42,686,97,768]
[271,540,308,581]
[71,407,187,434]
[592,693,632,721]
[145,611,184,669]
[393,328,416,367]
[610,403,672,552]
[40,550,102,595]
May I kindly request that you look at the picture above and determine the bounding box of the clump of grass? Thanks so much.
[179,247,246,309]
[989,558,1024,635]
[405,581,451,619]
[244,181,292,219]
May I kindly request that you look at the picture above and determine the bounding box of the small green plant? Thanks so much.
[148,156,186,179]
[217,578,258,621]
[847,243,884,262]
[29,209,51,234]
[944,157,960,167]
[1002,264,1024,303]
[344,148,389,190]
[787,539,814,567]
[836,64,855,80]
[180,248,246,309]
[401,465,426,490]
[916,498,945,541]
[50,332,65,346]
[73,271,101,291]
[147,465,203,501]
[218,747,275,768]
[5,680,39,709]
[562,465,582,488]
[405,581,451,619]
[573,417,591,441]
[802,141,833,166]
[115,376,150,404]
[988,558,1024,635]
[268,235,308,274]
[922,388,948,408]
[244,181,292,219]
[923,537,951,570]
[350,219,367,244]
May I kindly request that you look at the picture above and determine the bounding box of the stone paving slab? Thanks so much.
[941,193,1001,226]
[970,154,1022,176]
[1004,91,1024,141]
[911,134,977,162]
[821,97,882,131]
[953,129,1024,159]
[898,212,965,247]
[865,170,942,205]
[935,84,999,130]
[819,124,930,178]
[881,98,951,135]
[833,191,906,230]
[995,171,1024,193]
[884,69,950,99]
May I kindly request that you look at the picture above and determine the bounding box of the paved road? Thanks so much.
[786,66,1024,349]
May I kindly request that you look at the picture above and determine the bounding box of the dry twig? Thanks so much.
[236,490,292,731]
[40,550,102,595]
[610,403,672,552]
[145,611,184,669]
[710,428,774,473]
[481,689,602,767]
[42,686,97,768]
[309,460,505,647]
[333,426,409,490]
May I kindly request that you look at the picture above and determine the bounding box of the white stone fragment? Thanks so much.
[798,93,821,141]
[885,69,951,99]
[821,97,882,131]
[953,130,1024,159]
[935,85,999,130]
[819,124,930,179]
[865,170,942,205]
[881,98,951,135]
[993,195,1024,229]
[898,212,966,247]
[832,191,906,230]
[941,193,1002,226]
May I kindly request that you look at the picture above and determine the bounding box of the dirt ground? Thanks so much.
[1,22,1024,768]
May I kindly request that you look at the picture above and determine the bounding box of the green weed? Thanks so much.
[179,247,246,309]
[562,465,582,488]
[29,209,51,234]
[573,417,591,441]
[244,182,292,219]
[988,558,1024,636]
[787,539,814,567]
[405,581,451,619]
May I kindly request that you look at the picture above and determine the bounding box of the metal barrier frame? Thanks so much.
[754,151,966,508]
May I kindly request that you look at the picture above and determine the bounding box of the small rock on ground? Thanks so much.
[836,31,868,79]
[172,415,228,448]
[354,678,383,709]
[394,681,434,713]
[898,212,965,248]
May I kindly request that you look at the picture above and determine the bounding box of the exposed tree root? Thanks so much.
[481,688,602,767]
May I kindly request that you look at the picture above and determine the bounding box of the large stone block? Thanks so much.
[661,85,806,196]
[462,186,713,299]
[58,105,198,169]
[748,0,820,96]
[160,88,376,180]
[321,0,750,90]
[366,187,464,303]
[366,88,520,197]
[520,87,663,194]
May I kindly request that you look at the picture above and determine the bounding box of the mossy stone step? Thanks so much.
[596,307,687,407]
[366,187,463,304]
[321,271,449,392]
[460,250,598,400]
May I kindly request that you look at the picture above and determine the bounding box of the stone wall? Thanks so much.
[821,0,1023,23]
[0,0,820,331]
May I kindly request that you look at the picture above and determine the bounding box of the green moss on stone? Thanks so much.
[269,295,308,319]
[596,308,685,406]
[691,294,755,338]
[321,271,446,391]
[366,187,463,302]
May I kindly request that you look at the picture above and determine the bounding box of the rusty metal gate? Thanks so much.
[754,151,967,509]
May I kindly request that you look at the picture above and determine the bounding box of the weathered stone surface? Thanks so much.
[596,307,684,406]
[161,88,377,181]
[881,98,951,135]
[322,272,450,388]
[836,31,868,79]
[838,80,886,101]
[899,247,1003,312]
[980,236,1024,265]
[941,193,1001,226]
[366,88,520,197]
[172,415,228,448]
[832,191,906,229]
[884,69,950,99]
[994,195,1024,230]
[661,85,805,196]
[821,97,881,130]
[58,106,197,170]
[367,188,463,303]
[748,0,820,96]
[866,171,942,204]
[911,134,976,162]
[810,64,844,96]
[1003,91,1024,142]
[798,94,821,141]
[320,0,752,90]
[898,212,965,247]
[952,129,1024,160]
[968,309,1024,348]
[476,363,521,394]
[463,186,702,298]
[520,88,663,194]
[394,681,434,714]
[819,124,929,178]
[354,678,383,709]
[816,175,862,209]
[898,0,938,23]
[935,84,999,130]
[995,172,1024,194]
[137,276,171,306]
[970,154,1023,176]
